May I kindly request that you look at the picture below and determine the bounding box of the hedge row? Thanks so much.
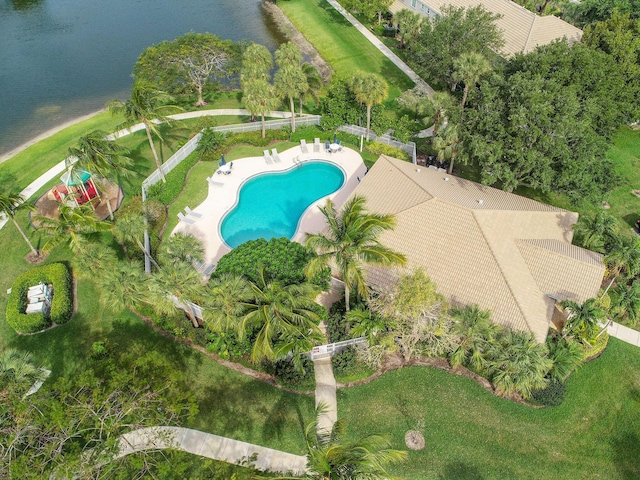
[6,263,73,334]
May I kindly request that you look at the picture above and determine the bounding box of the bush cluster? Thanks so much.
[147,152,200,205]
[365,141,410,161]
[6,263,73,334]
[211,237,329,288]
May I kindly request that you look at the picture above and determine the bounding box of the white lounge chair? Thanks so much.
[300,139,309,154]
[313,138,320,153]
[177,212,196,225]
[207,177,224,187]
[185,206,202,218]
[263,149,273,164]
[271,148,281,163]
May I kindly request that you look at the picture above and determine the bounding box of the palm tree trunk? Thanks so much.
[260,112,266,139]
[11,217,38,257]
[366,105,372,141]
[299,97,303,116]
[145,123,166,183]
[344,283,351,312]
[289,96,296,132]
[136,239,161,271]
[461,86,469,109]
[448,150,457,175]
[433,111,441,136]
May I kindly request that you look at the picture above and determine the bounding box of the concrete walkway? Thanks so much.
[313,357,338,434]
[117,426,308,475]
[607,321,640,347]
[324,0,434,95]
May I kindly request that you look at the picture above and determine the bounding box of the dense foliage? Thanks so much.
[6,263,73,334]
[212,237,329,287]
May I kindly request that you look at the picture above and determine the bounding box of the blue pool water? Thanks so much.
[221,161,345,248]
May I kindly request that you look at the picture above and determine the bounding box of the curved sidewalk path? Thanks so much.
[324,0,434,95]
[313,358,338,434]
[117,426,308,475]
[0,109,301,231]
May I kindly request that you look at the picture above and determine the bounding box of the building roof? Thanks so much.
[390,0,582,56]
[353,156,604,342]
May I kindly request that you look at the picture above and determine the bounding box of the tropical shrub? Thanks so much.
[581,331,609,361]
[205,330,253,360]
[270,356,314,387]
[146,152,199,205]
[212,237,330,287]
[365,141,410,161]
[531,379,566,407]
[6,263,73,334]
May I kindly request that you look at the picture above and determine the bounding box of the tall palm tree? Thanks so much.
[610,281,640,325]
[68,130,135,220]
[112,212,159,269]
[449,305,498,373]
[240,266,323,364]
[36,203,110,254]
[351,73,389,140]
[0,349,46,391]
[299,63,323,115]
[605,235,640,281]
[203,273,252,333]
[487,330,553,399]
[0,191,38,257]
[275,66,307,133]
[560,298,606,344]
[71,238,117,281]
[148,261,205,328]
[301,413,408,480]
[572,211,618,253]
[452,52,492,108]
[158,232,205,266]
[433,123,460,174]
[394,9,423,49]
[96,260,148,313]
[243,79,279,139]
[429,91,454,136]
[305,196,407,312]
[240,43,273,85]
[107,81,182,183]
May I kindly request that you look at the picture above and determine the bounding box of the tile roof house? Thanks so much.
[352,155,604,342]
[390,0,582,56]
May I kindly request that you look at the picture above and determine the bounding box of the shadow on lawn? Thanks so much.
[438,462,485,480]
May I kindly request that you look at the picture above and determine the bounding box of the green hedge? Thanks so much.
[6,263,73,334]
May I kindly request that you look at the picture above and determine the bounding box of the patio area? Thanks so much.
[172,144,367,267]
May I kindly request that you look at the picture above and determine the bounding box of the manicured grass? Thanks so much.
[277,0,414,104]
[338,339,640,479]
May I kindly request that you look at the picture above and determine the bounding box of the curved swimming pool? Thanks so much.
[220,161,344,248]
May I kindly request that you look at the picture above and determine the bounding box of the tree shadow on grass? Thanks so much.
[437,462,485,480]
[317,0,353,26]
[610,431,640,480]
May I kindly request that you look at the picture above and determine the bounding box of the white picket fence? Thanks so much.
[337,125,417,164]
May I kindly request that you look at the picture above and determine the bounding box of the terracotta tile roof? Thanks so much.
[391,0,582,56]
[353,156,604,342]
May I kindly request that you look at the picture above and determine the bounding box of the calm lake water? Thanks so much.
[0,0,284,157]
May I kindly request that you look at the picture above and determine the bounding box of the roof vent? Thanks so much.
[477,199,484,205]
[444,177,449,181]
[416,168,421,173]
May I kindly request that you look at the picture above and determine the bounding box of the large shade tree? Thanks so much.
[305,196,407,312]
[351,72,389,140]
[107,82,182,183]
[0,191,38,257]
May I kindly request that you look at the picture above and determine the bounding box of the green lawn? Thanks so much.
[339,338,640,480]
[277,0,414,105]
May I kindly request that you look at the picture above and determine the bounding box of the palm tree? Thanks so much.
[240,265,323,364]
[240,43,273,85]
[0,349,46,391]
[243,79,279,138]
[203,273,252,333]
[96,260,148,313]
[433,123,460,174]
[452,52,492,108]
[449,305,498,373]
[36,203,110,254]
[487,330,553,399]
[560,298,606,344]
[112,212,159,269]
[299,63,323,115]
[68,130,135,220]
[394,9,423,49]
[158,232,205,266]
[71,238,117,281]
[305,196,407,312]
[351,73,389,140]
[429,91,454,136]
[0,191,38,257]
[148,261,205,328]
[195,127,225,161]
[572,211,618,253]
[605,235,640,281]
[301,413,408,480]
[546,336,584,383]
[346,309,388,344]
[107,81,182,183]
[610,281,640,325]
[274,42,307,133]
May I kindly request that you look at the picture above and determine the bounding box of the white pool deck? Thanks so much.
[173,145,368,267]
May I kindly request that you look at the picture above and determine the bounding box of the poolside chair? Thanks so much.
[300,139,309,154]
[314,138,320,153]
[271,148,282,163]
[207,177,224,187]
[324,141,331,153]
[263,150,273,164]
[185,206,202,218]
[177,212,196,225]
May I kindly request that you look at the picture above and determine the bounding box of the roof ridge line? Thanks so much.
[516,238,604,268]
[523,12,537,53]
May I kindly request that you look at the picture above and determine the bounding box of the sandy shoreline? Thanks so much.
[0,109,106,165]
